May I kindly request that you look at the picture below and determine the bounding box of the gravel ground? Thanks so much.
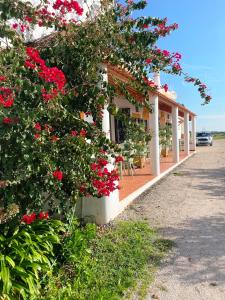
[118,139,225,300]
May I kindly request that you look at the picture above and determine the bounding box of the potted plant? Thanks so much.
[159,125,172,157]
[123,123,150,169]
[133,141,148,168]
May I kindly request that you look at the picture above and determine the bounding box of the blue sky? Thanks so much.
[138,0,225,131]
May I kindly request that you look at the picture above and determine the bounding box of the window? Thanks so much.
[115,108,130,144]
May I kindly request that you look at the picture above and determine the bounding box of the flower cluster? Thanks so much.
[185,76,212,104]
[11,0,83,32]
[25,47,66,102]
[115,155,124,163]
[53,0,83,16]
[53,169,63,181]
[162,84,169,93]
[143,77,157,89]
[154,18,178,37]
[0,87,14,108]
[21,211,49,224]
[148,48,182,73]
[88,158,119,197]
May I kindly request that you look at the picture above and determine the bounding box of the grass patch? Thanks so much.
[41,221,174,300]
[213,133,225,140]
[173,171,184,176]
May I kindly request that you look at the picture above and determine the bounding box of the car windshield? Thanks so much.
[196,132,211,137]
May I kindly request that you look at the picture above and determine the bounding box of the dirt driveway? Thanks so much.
[118,139,225,300]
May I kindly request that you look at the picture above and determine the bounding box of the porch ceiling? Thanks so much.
[107,64,196,120]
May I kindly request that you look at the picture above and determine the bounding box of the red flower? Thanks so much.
[173,63,182,72]
[51,135,59,142]
[34,133,41,139]
[115,156,124,163]
[98,158,108,167]
[12,23,18,29]
[144,77,156,88]
[71,130,78,136]
[25,16,33,23]
[173,52,182,60]
[0,76,6,81]
[3,117,12,124]
[53,0,83,16]
[145,58,152,64]
[91,163,98,171]
[162,50,170,57]
[53,170,63,181]
[34,122,42,131]
[80,129,87,137]
[38,211,49,220]
[25,60,36,69]
[163,84,169,93]
[21,213,36,224]
[3,99,14,108]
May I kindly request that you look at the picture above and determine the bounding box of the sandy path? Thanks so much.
[118,140,225,300]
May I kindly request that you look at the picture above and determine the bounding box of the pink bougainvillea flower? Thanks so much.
[173,63,182,71]
[162,50,170,57]
[53,169,63,181]
[163,84,169,93]
[25,16,33,23]
[173,52,182,60]
[12,23,18,29]
[0,76,6,81]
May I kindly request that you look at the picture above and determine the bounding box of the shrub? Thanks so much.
[0,217,65,300]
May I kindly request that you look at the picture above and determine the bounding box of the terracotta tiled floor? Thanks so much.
[119,151,189,201]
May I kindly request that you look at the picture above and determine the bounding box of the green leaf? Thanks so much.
[5,256,15,268]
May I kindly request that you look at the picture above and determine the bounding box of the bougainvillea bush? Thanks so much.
[0,0,211,219]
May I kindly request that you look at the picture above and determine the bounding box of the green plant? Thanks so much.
[0,218,65,300]
[0,0,210,218]
[41,221,174,300]
[159,125,172,148]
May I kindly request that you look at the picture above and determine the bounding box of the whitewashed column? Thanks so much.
[98,64,111,139]
[149,72,160,176]
[192,116,197,151]
[184,111,190,155]
[149,93,160,176]
[172,106,179,163]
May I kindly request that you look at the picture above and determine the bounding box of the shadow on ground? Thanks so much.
[159,213,225,285]
[173,166,225,199]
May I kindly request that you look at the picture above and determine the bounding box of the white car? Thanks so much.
[196,132,213,146]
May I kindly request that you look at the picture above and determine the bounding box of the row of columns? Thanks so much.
[149,93,196,176]
[101,66,197,178]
